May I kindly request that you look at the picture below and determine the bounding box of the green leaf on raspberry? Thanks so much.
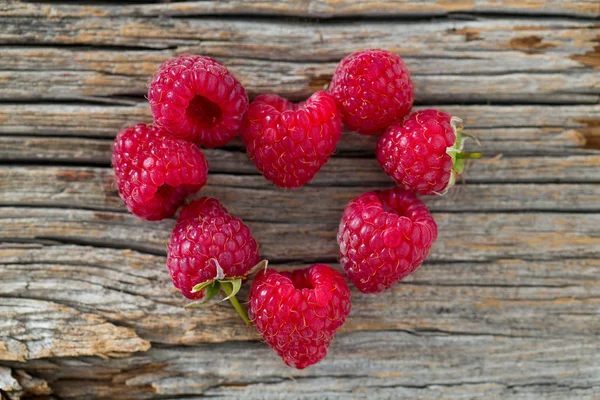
[443,117,483,194]
[247,259,269,276]
[187,258,255,326]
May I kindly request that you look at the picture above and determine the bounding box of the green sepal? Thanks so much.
[220,278,242,302]
[184,281,221,309]
[191,280,215,294]
[247,260,269,276]
[203,282,221,302]
[440,117,482,195]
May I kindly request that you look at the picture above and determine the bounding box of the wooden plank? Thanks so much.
[1,244,597,347]
[1,17,596,62]
[2,125,596,159]
[0,126,594,164]
[0,206,598,263]
[1,167,599,215]
[3,1,599,19]
[9,334,599,399]
[1,46,597,103]
[2,103,597,139]
[2,47,587,77]
[3,69,596,104]
[0,18,598,102]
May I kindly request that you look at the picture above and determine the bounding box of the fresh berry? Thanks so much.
[167,197,260,304]
[148,55,249,148]
[112,123,208,221]
[337,187,437,293]
[376,109,481,195]
[249,264,351,369]
[330,49,414,135]
[242,91,342,188]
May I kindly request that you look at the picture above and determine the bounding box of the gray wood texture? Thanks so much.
[1,0,599,399]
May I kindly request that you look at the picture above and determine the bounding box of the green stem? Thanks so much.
[221,283,252,326]
[457,152,483,160]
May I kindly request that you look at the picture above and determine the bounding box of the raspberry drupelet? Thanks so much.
[337,187,437,293]
[330,49,414,135]
[249,264,351,369]
[376,109,482,195]
[148,55,249,148]
[242,91,342,188]
[112,123,208,221]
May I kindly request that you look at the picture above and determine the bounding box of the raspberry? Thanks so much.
[337,187,437,293]
[112,123,208,221]
[249,264,351,369]
[167,197,260,301]
[242,91,342,188]
[376,109,481,195]
[330,49,414,135]
[148,55,249,148]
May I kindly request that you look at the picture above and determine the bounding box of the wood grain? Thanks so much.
[4,334,599,399]
[1,244,598,347]
[1,167,600,215]
[3,103,598,138]
[1,1,598,399]
[1,18,598,103]
[0,295,150,362]
[3,0,599,18]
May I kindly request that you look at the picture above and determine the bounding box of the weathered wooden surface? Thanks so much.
[1,1,599,399]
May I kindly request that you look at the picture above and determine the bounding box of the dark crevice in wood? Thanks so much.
[0,98,141,106]
[0,40,176,51]
[30,236,168,257]
[1,96,597,107]
[0,259,161,281]
[1,160,112,168]
[403,281,579,289]
[423,254,600,264]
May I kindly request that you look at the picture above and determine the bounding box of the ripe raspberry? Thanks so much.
[167,197,260,301]
[337,187,437,293]
[376,109,481,195]
[330,49,414,135]
[148,55,249,148]
[112,123,208,221]
[242,91,342,188]
[249,264,351,369]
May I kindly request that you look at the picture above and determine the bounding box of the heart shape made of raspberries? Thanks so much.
[242,91,342,188]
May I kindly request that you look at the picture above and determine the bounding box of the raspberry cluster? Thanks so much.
[112,51,479,369]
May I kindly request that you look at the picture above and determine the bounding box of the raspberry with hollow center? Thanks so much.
[148,55,249,148]
[249,264,351,369]
[337,187,437,293]
[242,91,342,188]
[330,49,414,135]
[167,197,260,301]
[112,123,208,221]
[376,109,482,195]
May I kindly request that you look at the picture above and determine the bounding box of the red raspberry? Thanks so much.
[112,123,208,221]
[337,188,437,293]
[167,197,260,300]
[242,91,342,188]
[377,109,481,195]
[249,264,351,369]
[148,55,249,148]
[330,49,414,135]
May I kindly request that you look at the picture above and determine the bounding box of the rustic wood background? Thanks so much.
[1,0,599,399]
